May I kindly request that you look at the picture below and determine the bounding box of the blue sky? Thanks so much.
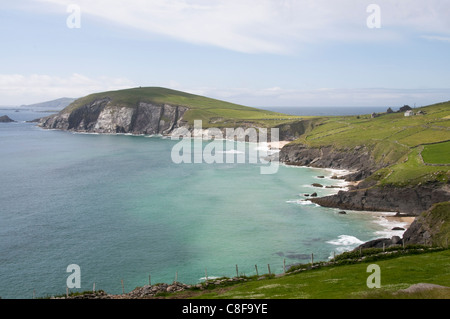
[1,0,450,107]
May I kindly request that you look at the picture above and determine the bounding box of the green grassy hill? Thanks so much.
[62,87,300,128]
[288,101,450,186]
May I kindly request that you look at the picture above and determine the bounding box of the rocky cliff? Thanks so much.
[39,98,188,135]
[280,142,450,215]
[0,115,16,123]
[279,143,380,181]
[280,140,450,248]
[310,183,450,216]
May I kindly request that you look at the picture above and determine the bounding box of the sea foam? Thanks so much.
[326,235,365,254]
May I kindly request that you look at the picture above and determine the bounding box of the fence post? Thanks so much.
[268,264,271,275]
[255,264,259,276]
[236,264,239,278]
[283,259,286,273]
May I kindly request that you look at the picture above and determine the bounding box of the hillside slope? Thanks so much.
[279,102,450,216]
[38,87,298,135]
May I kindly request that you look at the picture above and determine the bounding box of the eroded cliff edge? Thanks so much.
[279,142,449,216]
[39,98,189,135]
[279,141,450,247]
[279,141,450,245]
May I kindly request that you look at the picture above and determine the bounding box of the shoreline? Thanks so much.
[384,215,415,230]
[280,160,416,241]
[37,125,415,246]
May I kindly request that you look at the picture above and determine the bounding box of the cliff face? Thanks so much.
[403,201,450,246]
[280,143,450,215]
[279,143,379,181]
[39,98,188,135]
[0,115,16,123]
[310,183,450,216]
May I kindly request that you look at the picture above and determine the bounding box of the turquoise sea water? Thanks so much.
[0,109,404,299]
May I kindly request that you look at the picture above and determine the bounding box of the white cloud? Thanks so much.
[35,0,450,54]
[1,73,447,107]
[0,73,135,105]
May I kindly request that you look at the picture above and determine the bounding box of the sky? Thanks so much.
[1,0,450,107]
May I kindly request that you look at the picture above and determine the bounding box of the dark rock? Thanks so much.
[338,211,347,215]
[392,227,405,231]
[275,120,315,141]
[356,236,403,250]
[0,115,15,123]
[38,99,189,135]
[317,176,325,178]
[312,183,323,188]
[310,192,318,197]
[310,183,450,216]
[403,202,450,246]
[391,236,402,245]
[27,118,43,123]
[279,143,380,182]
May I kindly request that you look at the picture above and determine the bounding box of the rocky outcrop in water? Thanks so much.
[39,98,188,135]
[0,115,15,123]
[310,183,450,216]
[356,236,404,249]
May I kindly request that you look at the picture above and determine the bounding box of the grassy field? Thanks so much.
[296,102,450,150]
[180,249,450,299]
[422,141,450,165]
[289,101,450,186]
[62,87,301,127]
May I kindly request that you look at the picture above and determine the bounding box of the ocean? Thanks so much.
[0,108,407,299]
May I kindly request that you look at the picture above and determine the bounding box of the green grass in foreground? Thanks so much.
[189,249,450,299]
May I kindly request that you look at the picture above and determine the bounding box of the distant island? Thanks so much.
[37,87,450,247]
[19,97,76,112]
[0,115,16,123]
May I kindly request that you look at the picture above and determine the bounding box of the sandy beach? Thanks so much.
[268,140,291,150]
[384,215,416,229]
